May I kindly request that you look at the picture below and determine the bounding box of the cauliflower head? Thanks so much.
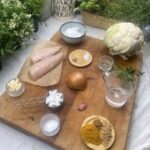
[104,22,144,58]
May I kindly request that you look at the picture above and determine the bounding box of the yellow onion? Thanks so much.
[66,71,87,90]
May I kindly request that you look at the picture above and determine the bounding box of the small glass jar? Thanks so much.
[40,113,60,136]
[6,78,25,97]
[98,55,114,72]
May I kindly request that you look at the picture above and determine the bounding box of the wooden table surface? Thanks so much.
[0,32,142,150]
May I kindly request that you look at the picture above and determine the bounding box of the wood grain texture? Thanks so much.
[0,32,143,150]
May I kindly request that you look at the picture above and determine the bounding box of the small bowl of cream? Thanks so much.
[60,22,87,44]
[40,113,60,136]
[45,90,64,111]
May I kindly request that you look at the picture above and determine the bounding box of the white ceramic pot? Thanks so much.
[54,0,76,20]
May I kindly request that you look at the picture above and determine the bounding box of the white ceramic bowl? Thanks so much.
[60,22,87,44]
[40,113,60,136]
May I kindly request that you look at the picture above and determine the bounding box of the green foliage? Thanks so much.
[0,0,34,58]
[80,0,109,15]
[0,0,45,58]
[107,0,150,26]
[79,0,150,26]
[21,0,44,18]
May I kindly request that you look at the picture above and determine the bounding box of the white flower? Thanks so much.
[1,0,7,4]
[12,13,17,19]
[15,0,22,7]
[26,14,32,19]
[9,20,16,29]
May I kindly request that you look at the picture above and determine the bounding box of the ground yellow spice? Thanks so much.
[81,123,101,145]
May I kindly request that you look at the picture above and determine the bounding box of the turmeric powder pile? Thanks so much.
[80,123,101,145]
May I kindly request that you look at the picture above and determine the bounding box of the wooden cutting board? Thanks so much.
[0,32,142,150]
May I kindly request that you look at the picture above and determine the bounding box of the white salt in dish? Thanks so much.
[40,113,60,136]
[83,53,90,61]
[64,27,83,38]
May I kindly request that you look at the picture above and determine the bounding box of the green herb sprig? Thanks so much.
[114,65,143,83]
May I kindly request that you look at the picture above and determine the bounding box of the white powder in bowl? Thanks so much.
[43,119,59,133]
[64,27,83,38]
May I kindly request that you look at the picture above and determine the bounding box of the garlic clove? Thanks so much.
[78,103,87,111]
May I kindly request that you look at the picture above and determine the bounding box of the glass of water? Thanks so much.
[104,71,135,108]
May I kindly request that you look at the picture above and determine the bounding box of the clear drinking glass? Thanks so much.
[104,71,136,108]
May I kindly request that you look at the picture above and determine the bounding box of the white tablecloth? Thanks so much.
[0,15,150,150]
